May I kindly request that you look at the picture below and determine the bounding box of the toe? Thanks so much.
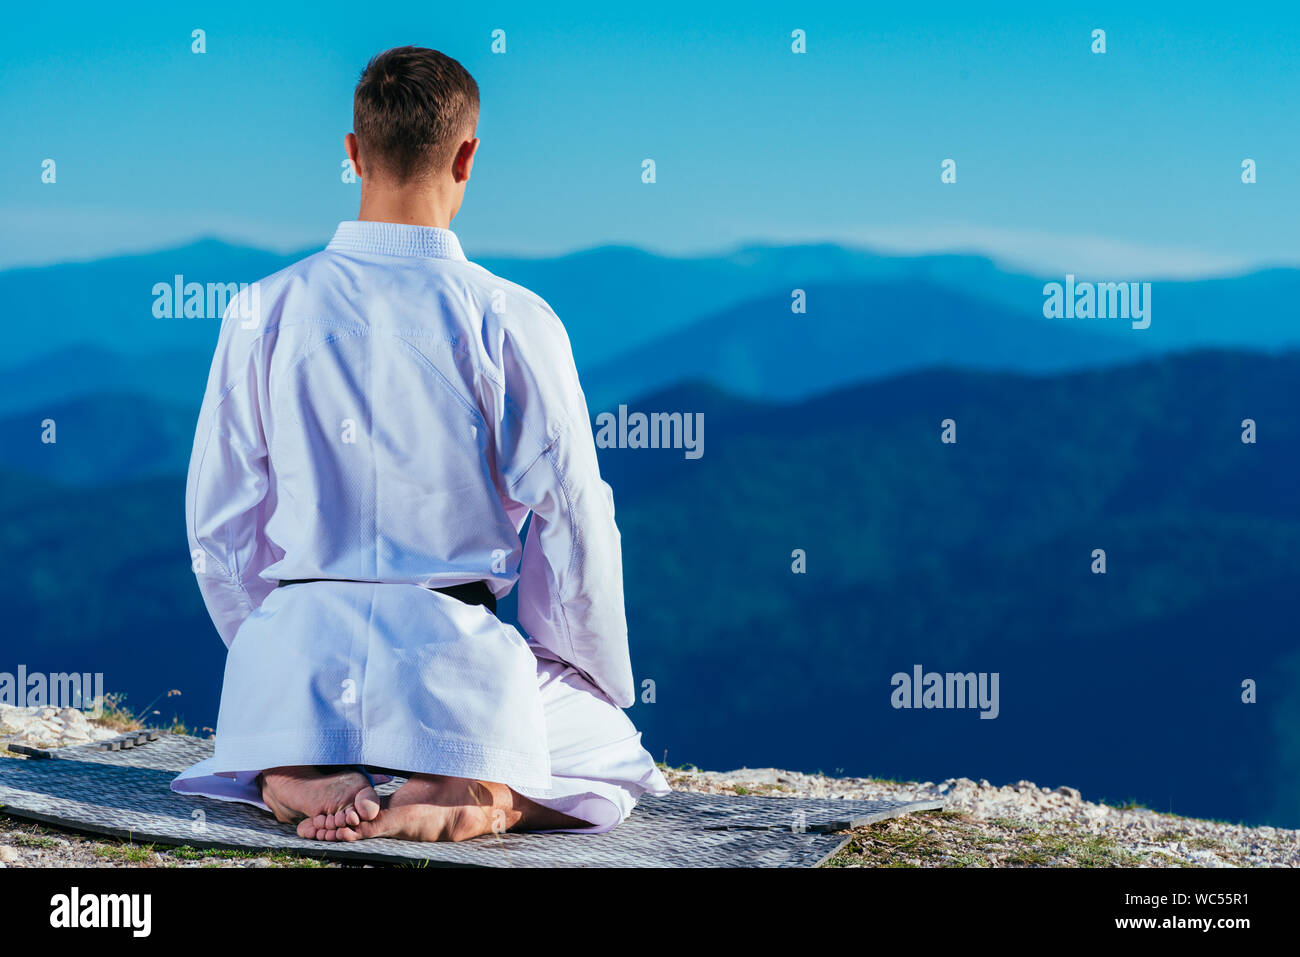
[354,786,381,822]
[297,819,318,840]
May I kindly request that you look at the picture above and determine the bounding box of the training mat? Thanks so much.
[0,734,943,867]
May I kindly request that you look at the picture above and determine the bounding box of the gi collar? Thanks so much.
[326,220,468,261]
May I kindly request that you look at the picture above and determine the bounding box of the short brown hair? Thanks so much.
[353,46,480,182]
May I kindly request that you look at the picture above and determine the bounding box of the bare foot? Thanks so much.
[351,774,588,843]
[258,766,381,841]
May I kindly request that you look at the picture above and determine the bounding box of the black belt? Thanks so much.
[277,578,497,614]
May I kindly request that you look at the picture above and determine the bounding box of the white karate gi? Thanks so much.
[171,220,669,832]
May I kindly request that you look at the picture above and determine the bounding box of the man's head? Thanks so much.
[345,47,480,219]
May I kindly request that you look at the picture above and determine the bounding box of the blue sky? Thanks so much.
[2,0,1297,275]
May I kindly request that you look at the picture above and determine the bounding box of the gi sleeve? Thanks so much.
[503,310,635,708]
[185,300,279,648]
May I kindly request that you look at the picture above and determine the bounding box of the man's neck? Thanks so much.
[357,184,458,230]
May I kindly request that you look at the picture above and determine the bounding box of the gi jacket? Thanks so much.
[186,220,635,710]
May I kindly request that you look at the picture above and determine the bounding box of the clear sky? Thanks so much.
[2,0,1297,276]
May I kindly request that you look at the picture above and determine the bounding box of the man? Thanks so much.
[171,46,669,842]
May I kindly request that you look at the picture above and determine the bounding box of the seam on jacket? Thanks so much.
[390,335,485,426]
[539,431,583,662]
[540,432,584,586]
[505,439,551,495]
[415,316,560,479]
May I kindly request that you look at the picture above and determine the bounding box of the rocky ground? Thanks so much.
[2,704,1296,867]
[0,704,123,751]
[0,704,337,868]
[663,767,1300,868]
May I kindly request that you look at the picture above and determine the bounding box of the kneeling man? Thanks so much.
[172,46,669,842]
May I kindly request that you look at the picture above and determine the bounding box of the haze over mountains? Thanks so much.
[3,238,1299,417]
[2,240,1297,828]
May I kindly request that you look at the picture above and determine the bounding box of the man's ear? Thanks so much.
[344,132,363,179]
[454,137,479,183]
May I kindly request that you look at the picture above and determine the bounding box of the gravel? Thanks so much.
[3,707,1295,867]
[664,766,1300,867]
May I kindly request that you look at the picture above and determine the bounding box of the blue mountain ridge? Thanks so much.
[4,238,1299,417]
[2,348,1296,827]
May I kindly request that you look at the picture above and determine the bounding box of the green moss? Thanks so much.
[987,816,1032,830]
[1103,798,1148,811]
[930,810,970,821]
[93,843,155,863]
[12,834,60,849]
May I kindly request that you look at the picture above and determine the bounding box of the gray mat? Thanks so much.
[0,734,943,867]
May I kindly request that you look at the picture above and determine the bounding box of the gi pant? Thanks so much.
[170,582,669,833]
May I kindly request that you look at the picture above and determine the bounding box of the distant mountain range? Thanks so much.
[2,239,1297,826]
[0,392,193,484]
[603,350,1300,829]
[582,279,1157,407]
[3,350,1297,828]
[2,238,1299,417]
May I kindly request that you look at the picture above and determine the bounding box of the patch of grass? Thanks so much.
[95,694,144,733]
[0,814,66,836]
[826,813,956,867]
[1012,832,1145,867]
[93,843,156,863]
[1070,835,1144,867]
[818,799,1259,869]
[987,816,1032,830]
[163,845,327,866]
[164,846,261,861]
[1151,830,1226,853]
[11,834,61,849]
[1103,798,1148,811]
[96,690,197,736]
[1003,844,1054,866]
